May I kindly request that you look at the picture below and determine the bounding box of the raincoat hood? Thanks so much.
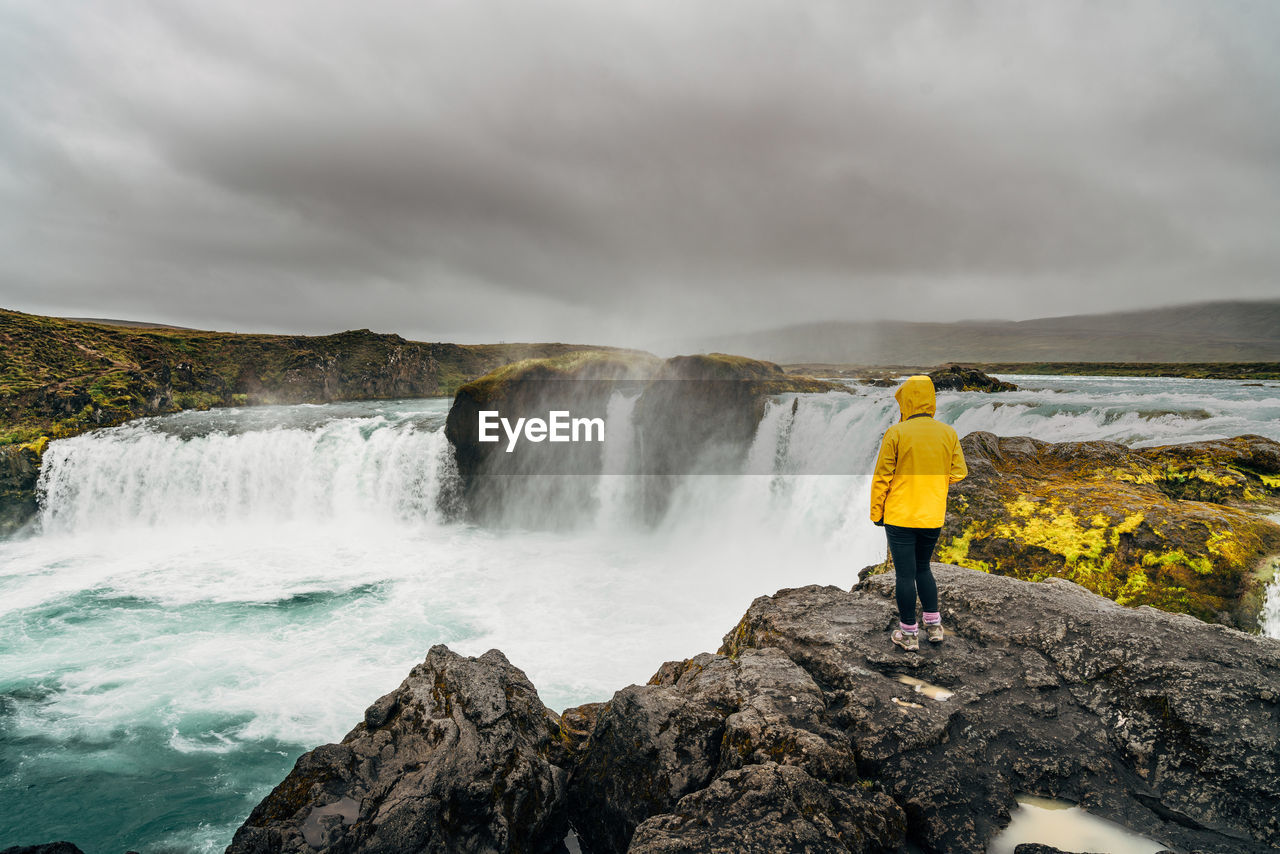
[895,375,936,421]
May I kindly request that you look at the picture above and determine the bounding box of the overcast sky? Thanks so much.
[1,1,1277,348]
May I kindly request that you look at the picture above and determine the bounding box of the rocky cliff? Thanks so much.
[937,432,1280,629]
[0,308,623,535]
[444,352,845,525]
[227,565,1280,854]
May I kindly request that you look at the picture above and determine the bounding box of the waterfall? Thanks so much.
[36,415,459,534]
[594,390,641,528]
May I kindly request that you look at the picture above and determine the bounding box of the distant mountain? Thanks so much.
[697,300,1280,365]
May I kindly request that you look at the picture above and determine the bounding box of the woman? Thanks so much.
[869,375,967,652]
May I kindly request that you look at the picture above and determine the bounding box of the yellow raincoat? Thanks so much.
[869,375,967,528]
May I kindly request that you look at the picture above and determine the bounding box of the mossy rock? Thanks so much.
[444,351,847,524]
[928,364,1019,392]
[940,432,1280,630]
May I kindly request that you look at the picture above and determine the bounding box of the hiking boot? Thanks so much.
[891,629,919,652]
[924,622,945,644]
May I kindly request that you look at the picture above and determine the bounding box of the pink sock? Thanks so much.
[923,612,941,625]
[899,621,918,633]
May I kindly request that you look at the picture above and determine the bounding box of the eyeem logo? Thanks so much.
[478,410,605,452]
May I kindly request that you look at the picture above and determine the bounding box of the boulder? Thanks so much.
[225,645,567,854]
[566,647,903,853]
[928,365,1018,393]
[937,432,1280,628]
[444,352,845,525]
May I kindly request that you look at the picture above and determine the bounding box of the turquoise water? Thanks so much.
[2,378,1278,852]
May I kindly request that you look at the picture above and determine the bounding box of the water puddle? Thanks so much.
[987,795,1173,854]
[896,674,954,701]
[300,796,360,847]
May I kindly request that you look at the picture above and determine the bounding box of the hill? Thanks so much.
[0,308,624,446]
[699,299,1280,364]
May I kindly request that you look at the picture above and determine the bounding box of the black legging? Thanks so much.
[884,524,941,626]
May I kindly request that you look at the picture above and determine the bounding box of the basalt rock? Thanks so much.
[928,364,1018,393]
[444,352,846,525]
[232,566,1279,854]
[720,567,1280,854]
[937,432,1280,629]
[565,647,904,853]
[0,441,43,535]
[225,645,568,854]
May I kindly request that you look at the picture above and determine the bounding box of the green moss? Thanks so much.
[1141,549,1214,576]
[458,350,658,404]
[935,523,991,572]
[20,436,49,456]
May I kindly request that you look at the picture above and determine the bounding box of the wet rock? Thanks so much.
[566,647,904,853]
[444,351,845,524]
[0,442,42,536]
[233,565,1278,854]
[225,645,567,854]
[721,567,1280,853]
[939,431,1280,628]
[628,762,904,854]
[928,364,1018,393]
[0,845,86,854]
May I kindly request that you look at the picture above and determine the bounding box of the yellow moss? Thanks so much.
[1260,473,1280,489]
[936,525,992,572]
[20,436,50,456]
[1187,467,1240,488]
[992,500,1109,565]
[1115,567,1151,606]
[1113,513,1144,536]
[1141,550,1214,575]
[1206,530,1249,567]
[1113,470,1159,485]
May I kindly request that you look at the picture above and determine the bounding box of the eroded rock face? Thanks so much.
[225,645,567,854]
[628,763,904,854]
[444,351,846,526]
[938,432,1280,628]
[721,567,1280,854]
[565,647,905,853]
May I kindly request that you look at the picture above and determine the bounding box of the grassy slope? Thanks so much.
[783,361,1280,380]
[0,308,621,446]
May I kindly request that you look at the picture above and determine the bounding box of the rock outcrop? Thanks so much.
[928,364,1018,392]
[0,440,43,534]
[225,646,568,854]
[444,352,846,525]
[937,432,1280,628]
[229,565,1280,854]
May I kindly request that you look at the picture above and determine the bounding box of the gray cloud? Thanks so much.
[2,0,1278,348]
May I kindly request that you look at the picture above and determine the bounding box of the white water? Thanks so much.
[2,376,1278,852]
